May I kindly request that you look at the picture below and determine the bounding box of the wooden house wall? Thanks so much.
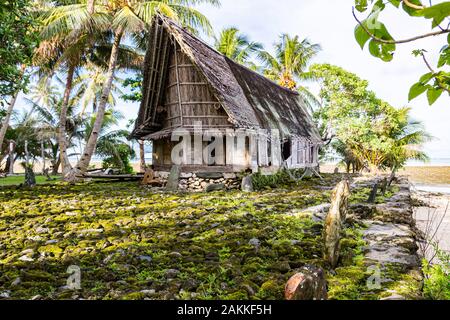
[157,43,233,131]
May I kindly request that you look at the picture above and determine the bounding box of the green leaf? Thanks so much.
[409,82,427,101]
[419,72,434,84]
[438,45,450,67]
[355,0,369,12]
[419,2,450,28]
[354,24,371,49]
[427,87,443,105]
[388,0,401,8]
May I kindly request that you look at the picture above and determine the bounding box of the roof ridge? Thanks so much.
[160,16,299,96]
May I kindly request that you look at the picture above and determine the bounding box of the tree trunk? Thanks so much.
[8,141,14,175]
[66,27,124,182]
[41,140,46,175]
[87,0,95,13]
[388,168,397,187]
[59,64,76,175]
[52,156,61,176]
[25,140,30,165]
[139,140,146,173]
[0,91,20,157]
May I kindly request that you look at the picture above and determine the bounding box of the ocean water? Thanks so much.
[407,158,450,166]
[413,184,450,194]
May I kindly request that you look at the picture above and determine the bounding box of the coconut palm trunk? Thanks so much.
[0,91,20,157]
[87,0,95,13]
[66,27,124,181]
[59,64,75,175]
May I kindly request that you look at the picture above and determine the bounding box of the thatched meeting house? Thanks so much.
[132,16,323,179]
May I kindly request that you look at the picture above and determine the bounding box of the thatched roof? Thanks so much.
[132,16,322,143]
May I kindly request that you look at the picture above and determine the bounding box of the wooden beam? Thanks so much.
[164,101,221,106]
[169,64,194,69]
[173,42,184,126]
[152,29,170,122]
[167,82,208,89]
[146,23,164,122]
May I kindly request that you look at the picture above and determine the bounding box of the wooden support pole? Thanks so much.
[174,44,184,127]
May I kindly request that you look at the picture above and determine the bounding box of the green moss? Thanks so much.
[256,280,283,300]
[0,174,417,300]
[350,186,399,204]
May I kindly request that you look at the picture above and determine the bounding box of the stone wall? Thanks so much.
[351,176,423,300]
[154,171,241,192]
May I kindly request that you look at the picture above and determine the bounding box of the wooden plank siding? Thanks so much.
[159,44,233,131]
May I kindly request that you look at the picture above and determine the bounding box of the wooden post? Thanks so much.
[139,140,146,173]
[323,180,351,268]
[257,129,269,167]
[270,130,281,169]
[174,43,184,127]
[368,182,378,203]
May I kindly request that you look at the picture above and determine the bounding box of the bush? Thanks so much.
[102,144,134,174]
[251,170,292,190]
[422,246,450,300]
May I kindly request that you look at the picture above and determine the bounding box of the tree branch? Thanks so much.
[420,51,450,94]
[403,0,425,10]
[352,7,450,44]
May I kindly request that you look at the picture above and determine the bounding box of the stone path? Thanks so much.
[351,177,422,300]
[304,176,423,299]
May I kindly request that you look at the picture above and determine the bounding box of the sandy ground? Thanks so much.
[413,191,450,258]
[321,165,450,185]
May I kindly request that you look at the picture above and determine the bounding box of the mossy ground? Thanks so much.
[0,174,420,300]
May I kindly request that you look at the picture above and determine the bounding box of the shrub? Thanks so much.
[102,144,134,174]
[422,246,450,300]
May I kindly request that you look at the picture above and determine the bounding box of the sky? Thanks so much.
[17,0,450,160]
[193,0,450,159]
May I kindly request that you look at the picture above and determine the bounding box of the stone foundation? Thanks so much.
[154,171,241,192]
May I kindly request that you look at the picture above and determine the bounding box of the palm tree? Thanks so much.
[384,107,431,176]
[259,34,321,110]
[25,83,84,174]
[72,61,125,117]
[37,0,110,175]
[42,0,219,182]
[214,27,263,68]
[84,110,134,173]
[39,1,146,177]
[0,65,26,158]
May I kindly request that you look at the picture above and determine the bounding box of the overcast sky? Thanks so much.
[18,0,450,160]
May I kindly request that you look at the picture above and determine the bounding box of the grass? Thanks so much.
[0,175,60,186]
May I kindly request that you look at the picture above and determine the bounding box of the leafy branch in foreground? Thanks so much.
[352,0,450,105]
